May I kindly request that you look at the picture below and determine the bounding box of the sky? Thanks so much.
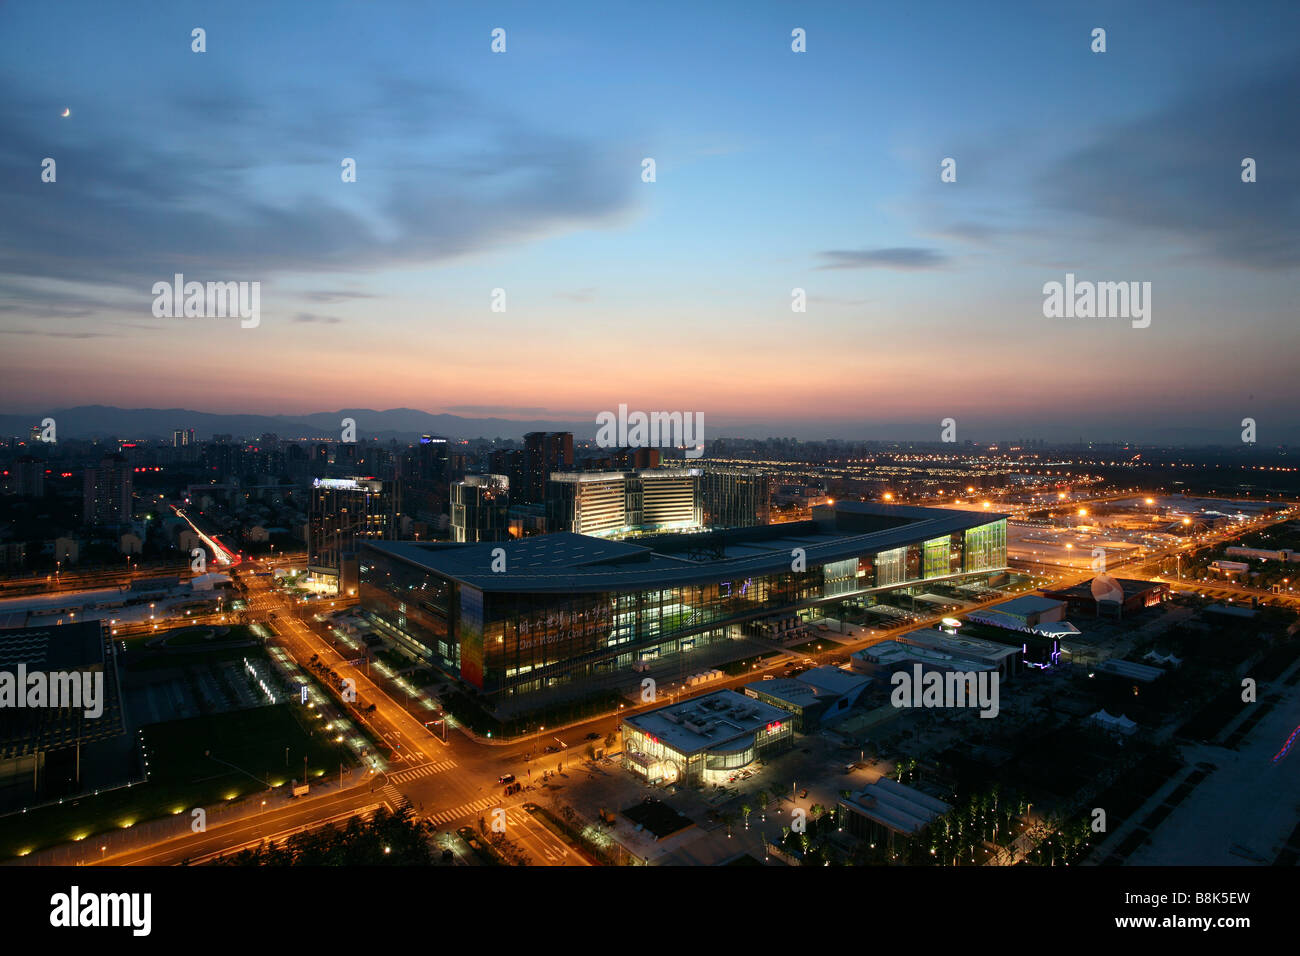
[1,0,1297,442]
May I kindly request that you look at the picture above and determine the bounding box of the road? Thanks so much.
[72,496,1298,864]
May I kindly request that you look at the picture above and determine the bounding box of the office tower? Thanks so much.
[401,435,449,520]
[83,454,133,527]
[489,449,525,500]
[524,431,573,503]
[307,477,400,576]
[172,428,195,447]
[418,435,449,478]
[13,455,45,497]
[701,467,769,528]
[451,475,511,543]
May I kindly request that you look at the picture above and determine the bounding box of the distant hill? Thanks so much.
[0,405,1285,446]
[0,405,595,442]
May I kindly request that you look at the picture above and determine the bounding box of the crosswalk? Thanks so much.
[380,784,412,812]
[427,795,501,827]
[387,759,458,784]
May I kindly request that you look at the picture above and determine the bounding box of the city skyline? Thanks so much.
[3,0,1298,441]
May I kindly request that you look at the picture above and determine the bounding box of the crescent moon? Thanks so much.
[61,108,70,117]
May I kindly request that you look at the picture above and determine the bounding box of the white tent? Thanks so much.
[1089,709,1138,735]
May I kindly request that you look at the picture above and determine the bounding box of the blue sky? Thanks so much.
[1,0,1297,442]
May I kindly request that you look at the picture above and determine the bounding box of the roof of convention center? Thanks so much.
[363,500,1008,594]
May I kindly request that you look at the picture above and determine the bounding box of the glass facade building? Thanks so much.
[450,474,511,543]
[359,502,1008,708]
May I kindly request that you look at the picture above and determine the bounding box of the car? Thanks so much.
[498,773,516,784]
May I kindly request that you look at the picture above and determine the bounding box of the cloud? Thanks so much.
[293,312,344,324]
[816,248,950,270]
[0,328,107,339]
[300,290,378,304]
[0,72,641,297]
[1035,60,1300,270]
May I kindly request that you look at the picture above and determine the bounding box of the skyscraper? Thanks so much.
[307,477,400,578]
[13,455,45,497]
[524,431,573,503]
[83,454,133,527]
[450,475,511,543]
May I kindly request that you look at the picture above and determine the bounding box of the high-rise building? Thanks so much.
[546,469,701,537]
[524,432,573,503]
[83,454,133,527]
[401,435,450,520]
[450,475,511,543]
[172,428,195,447]
[13,456,45,497]
[307,477,400,577]
[489,448,525,500]
[701,467,769,528]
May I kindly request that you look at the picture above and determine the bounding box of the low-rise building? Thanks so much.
[975,594,1064,628]
[743,666,870,730]
[1041,576,1171,618]
[839,777,951,840]
[896,627,1021,680]
[851,639,998,680]
[621,689,793,785]
[0,621,127,801]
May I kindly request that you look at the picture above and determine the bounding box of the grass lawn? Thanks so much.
[162,624,260,648]
[0,704,354,860]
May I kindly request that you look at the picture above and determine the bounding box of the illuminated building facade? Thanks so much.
[359,501,1008,710]
[307,477,399,576]
[545,470,701,537]
[450,474,510,543]
[620,689,794,785]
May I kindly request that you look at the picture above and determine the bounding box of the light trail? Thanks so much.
[1271,723,1300,764]
[172,506,240,567]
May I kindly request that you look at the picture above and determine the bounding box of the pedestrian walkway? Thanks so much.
[379,784,412,812]
[388,759,457,784]
[427,795,499,827]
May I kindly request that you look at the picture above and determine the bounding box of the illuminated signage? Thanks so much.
[312,478,363,491]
